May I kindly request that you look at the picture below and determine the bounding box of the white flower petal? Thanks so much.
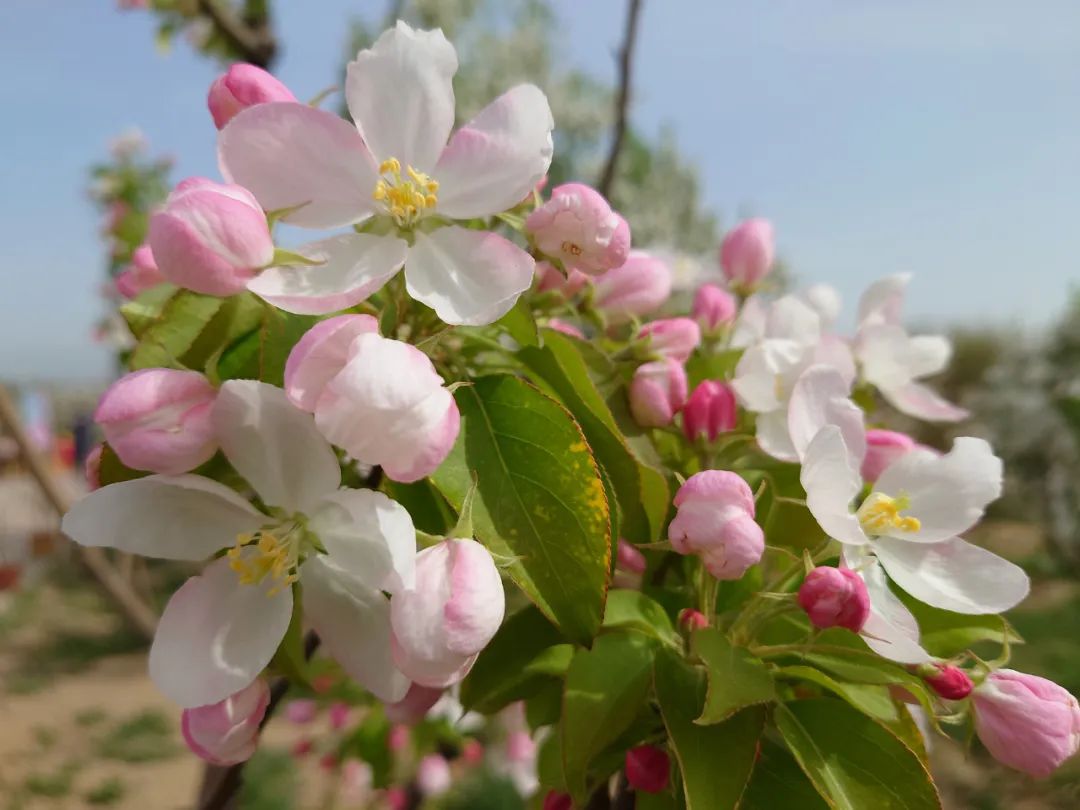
[730,295,768,348]
[857,554,931,665]
[310,489,416,594]
[149,556,293,707]
[800,426,868,546]
[345,22,457,173]
[435,84,555,219]
[881,381,969,423]
[406,226,534,326]
[732,339,805,413]
[213,381,340,514]
[765,295,821,344]
[907,335,952,378]
[873,437,1000,544]
[62,475,262,560]
[755,409,798,462]
[875,536,1030,614]
[857,324,916,391]
[218,102,377,229]
[248,233,408,315]
[857,273,910,329]
[301,556,411,703]
[787,365,865,463]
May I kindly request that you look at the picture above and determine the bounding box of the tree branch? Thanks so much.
[596,0,644,198]
[197,0,278,69]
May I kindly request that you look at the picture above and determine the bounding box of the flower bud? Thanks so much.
[526,183,630,275]
[625,745,670,793]
[536,262,589,299]
[328,702,351,731]
[973,669,1080,777]
[385,682,444,724]
[639,318,701,363]
[616,539,647,575]
[669,471,764,580]
[417,754,452,797]
[287,330,459,483]
[181,679,269,766]
[95,368,218,475]
[461,738,485,765]
[682,381,737,443]
[149,177,274,297]
[593,251,672,325]
[385,786,409,810]
[115,243,166,299]
[543,791,573,810]
[284,698,317,725]
[919,664,973,700]
[629,358,688,428]
[208,64,297,130]
[391,539,505,688]
[797,567,870,632]
[692,284,737,334]
[387,724,410,752]
[547,318,585,339]
[678,608,708,632]
[861,429,917,483]
[720,219,774,289]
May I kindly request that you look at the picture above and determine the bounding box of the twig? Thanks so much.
[0,386,158,640]
[196,0,277,68]
[596,0,644,198]
[198,631,321,810]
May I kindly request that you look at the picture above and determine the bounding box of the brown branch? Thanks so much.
[596,0,644,198]
[197,0,278,69]
[0,386,158,641]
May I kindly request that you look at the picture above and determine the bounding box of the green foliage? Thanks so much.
[239,748,300,810]
[96,710,179,763]
[691,628,776,723]
[85,777,127,806]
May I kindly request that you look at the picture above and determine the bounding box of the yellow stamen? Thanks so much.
[228,530,298,596]
[561,241,583,257]
[857,493,921,535]
[371,157,439,227]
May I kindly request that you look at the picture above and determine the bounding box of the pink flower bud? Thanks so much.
[385,786,409,810]
[616,539,647,575]
[391,539,505,688]
[283,315,379,410]
[526,183,630,275]
[797,567,870,632]
[85,444,103,491]
[692,284,737,333]
[417,754,452,796]
[919,664,973,700]
[385,683,444,725]
[328,702,351,731]
[669,471,764,581]
[593,251,672,325]
[625,745,670,793]
[629,358,688,428]
[682,381,738,443]
[973,670,1080,777]
[208,64,297,130]
[861,429,917,483]
[291,738,313,758]
[115,244,166,299]
[720,219,774,289]
[284,698,318,725]
[149,177,274,297]
[387,724,410,753]
[639,318,702,363]
[461,738,485,765]
[543,792,573,810]
[181,679,269,766]
[678,608,708,632]
[536,262,590,298]
[506,730,537,763]
[95,368,218,475]
[547,318,586,339]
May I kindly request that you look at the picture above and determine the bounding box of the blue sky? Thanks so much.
[1,0,1078,381]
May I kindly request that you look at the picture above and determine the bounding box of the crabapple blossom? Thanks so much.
[692,283,736,334]
[919,664,973,700]
[208,64,297,130]
[284,699,318,725]
[797,566,870,632]
[614,538,646,589]
[638,317,701,363]
[668,471,764,580]
[285,320,459,483]
[536,261,589,299]
[64,380,415,707]
[149,178,274,297]
[862,428,918,482]
[221,22,553,325]
[181,678,269,766]
[682,380,737,443]
[114,243,165,299]
[625,745,670,793]
[416,754,452,796]
[592,251,672,324]
[95,368,218,475]
[546,318,586,339]
[973,670,1080,777]
[390,538,505,688]
[720,218,774,290]
[629,358,688,428]
[526,182,630,274]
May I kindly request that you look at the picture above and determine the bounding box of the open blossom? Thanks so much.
[182,679,269,766]
[668,471,764,580]
[592,251,672,324]
[682,380,737,443]
[638,317,701,363]
[692,283,736,333]
[390,538,505,688]
[208,64,297,130]
[284,316,459,483]
[798,566,870,632]
[973,670,1080,777]
[115,243,166,299]
[526,183,630,274]
[64,380,415,707]
[629,358,687,428]
[95,368,218,475]
[855,275,968,422]
[720,219,774,289]
[149,178,274,297]
[221,22,553,326]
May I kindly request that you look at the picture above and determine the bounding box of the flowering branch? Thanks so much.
[597,0,644,197]
[196,0,278,68]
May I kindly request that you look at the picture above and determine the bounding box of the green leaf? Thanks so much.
[602,590,679,647]
[524,679,564,731]
[691,628,776,723]
[741,740,829,810]
[214,306,319,386]
[430,375,611,644]
[180,292,264,371]
[537,727,567,792]
[119,283,177,339]
[898,593,1022,658]
[129,290,224,369]
[685,349,742,388]
[654,648,765,810]
[775,699,941,810]
[495,295,540,347]
[96,444,148,487]
[460,606,569,713]
[562,632,657,802]
[775,666,899,724]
